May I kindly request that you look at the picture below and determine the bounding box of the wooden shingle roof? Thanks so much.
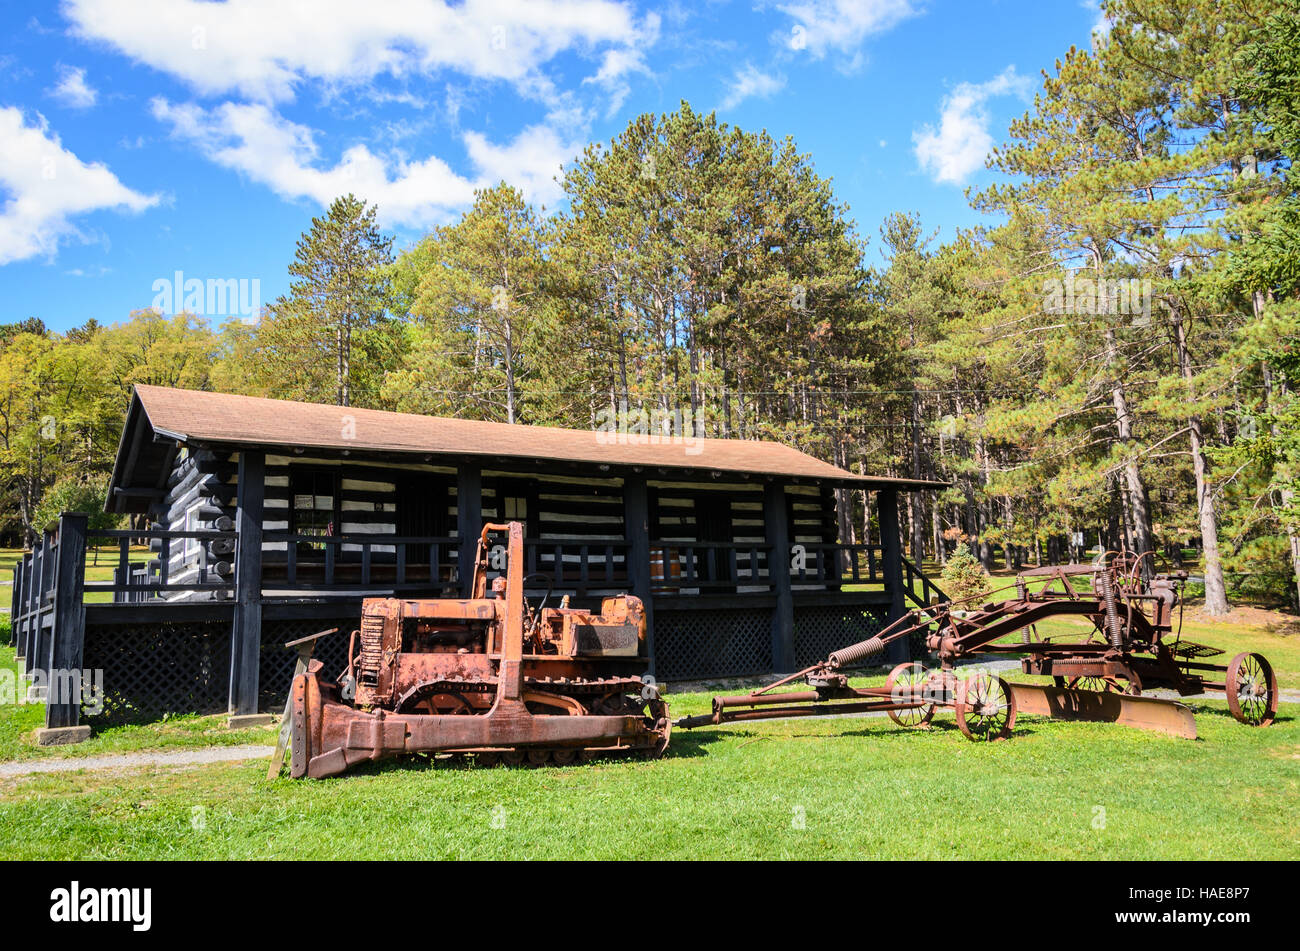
[109,385,939,510]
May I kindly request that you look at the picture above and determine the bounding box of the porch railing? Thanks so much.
[263,531,461,596]
[522,538,630,597]
[902,555,950,607]
[641,541,887,594]
[790,542,884,588]
[9,523,896,616]
[87,528,237,602]
[10,524,59,662]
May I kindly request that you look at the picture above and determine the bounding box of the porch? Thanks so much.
[9,484,933,731]
[11,385,952,736]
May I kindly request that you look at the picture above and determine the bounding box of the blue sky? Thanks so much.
[0,1,1105,332]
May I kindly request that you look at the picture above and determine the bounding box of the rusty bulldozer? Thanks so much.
[679,554,1278,741]
[288,521,669,778]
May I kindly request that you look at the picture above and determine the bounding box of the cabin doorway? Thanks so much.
[694,494,733,584]
[395,473,449,538]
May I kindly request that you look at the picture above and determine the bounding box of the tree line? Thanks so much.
[3,0,1297,611]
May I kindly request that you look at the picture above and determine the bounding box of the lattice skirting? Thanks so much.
[258,618,357,712]
[654,608,773,681]
[792,603,890,669]
[83,620,233,725]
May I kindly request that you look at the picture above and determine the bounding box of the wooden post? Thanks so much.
[457,464,482,597]
[622,472,655,676]
[17,548,32,666]
[229,450,265,716]
[30,530,54,678]
[765,481,795,673]
[44,513,87,732]
[878,488,909,664]
[8,558,19,648]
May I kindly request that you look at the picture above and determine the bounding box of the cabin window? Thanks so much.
[290,468,339,554]
[493,479,538,538]
[184,501,203,561]
[395,474,449,538]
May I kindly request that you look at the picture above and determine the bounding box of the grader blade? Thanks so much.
[1008,683,1197,739]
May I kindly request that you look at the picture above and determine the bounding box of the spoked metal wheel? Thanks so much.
[1053,675,1127,693]
[954,674,1017,742]
[1226,652,1277,727]
[886,662,935,727]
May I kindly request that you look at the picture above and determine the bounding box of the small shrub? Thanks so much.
[940,541,992,605]
[32,477,120,533]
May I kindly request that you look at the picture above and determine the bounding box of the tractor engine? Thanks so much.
[349,591,648,714]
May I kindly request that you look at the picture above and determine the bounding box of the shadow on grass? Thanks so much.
[1185,702,1293,727]
[324,731,722,779]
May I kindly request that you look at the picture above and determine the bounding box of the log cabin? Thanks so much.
[10,384,946,734]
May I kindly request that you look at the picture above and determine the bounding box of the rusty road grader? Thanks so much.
[282,525,1277,777]
[678,556,1279,742]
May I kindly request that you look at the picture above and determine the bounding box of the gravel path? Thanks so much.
[0,744,275,778]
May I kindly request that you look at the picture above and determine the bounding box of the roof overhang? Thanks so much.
[108,385,948,507]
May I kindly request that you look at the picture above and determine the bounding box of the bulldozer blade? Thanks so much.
[1009,683,1198,739]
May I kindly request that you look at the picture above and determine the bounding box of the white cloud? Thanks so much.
[151,99,577,226]
[719,63,785,110]
[64,0,652,104]
[1082,1,1112,41]
[583,42,653,117]
[912,66,1032,185]
[463,125,574,208]
[778,0,918,61]
[0,107,158,265]
[50,65,97,108]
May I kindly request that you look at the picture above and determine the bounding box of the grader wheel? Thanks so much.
[886,662,935,728]
[1226,652,1278,727]
[954,674,1017,742]
[1052,675,1133,694]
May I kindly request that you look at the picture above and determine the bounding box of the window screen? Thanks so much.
[291,469,338,553]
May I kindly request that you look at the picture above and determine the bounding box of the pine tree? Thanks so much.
[940,541,992,604]
[262,195,396,407]
[385,184,553,424]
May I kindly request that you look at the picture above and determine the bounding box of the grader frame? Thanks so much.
[679,555,1278,741]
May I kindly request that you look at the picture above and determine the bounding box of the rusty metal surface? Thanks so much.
[286,521,668,778]
[1009,683,1197,739]
[1225,651,1278,726]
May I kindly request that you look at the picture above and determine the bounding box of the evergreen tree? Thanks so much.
[261,195,396,407]
[385,184,553,424]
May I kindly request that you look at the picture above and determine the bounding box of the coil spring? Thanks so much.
[1097,569,1123,648]
[829,635,886,668]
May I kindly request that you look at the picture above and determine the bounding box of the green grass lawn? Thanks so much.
[0,691,1295,860]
